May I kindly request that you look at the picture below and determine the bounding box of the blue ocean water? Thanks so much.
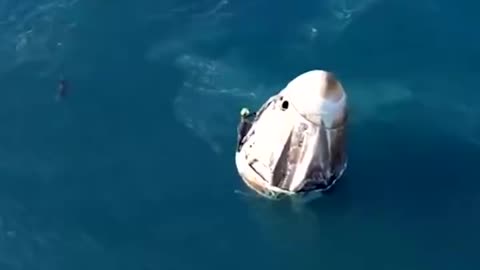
[1,0,480,269]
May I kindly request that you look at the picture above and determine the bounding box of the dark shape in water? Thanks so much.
[56,77,68,101]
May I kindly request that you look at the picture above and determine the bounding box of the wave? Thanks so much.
[0,0,78,75]
[173,53,273,154]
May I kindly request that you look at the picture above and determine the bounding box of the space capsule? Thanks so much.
[235,70,348,201]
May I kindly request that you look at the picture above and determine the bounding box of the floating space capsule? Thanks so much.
[235,70,348,201]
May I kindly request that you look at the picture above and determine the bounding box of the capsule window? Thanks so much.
[281,100,289,111]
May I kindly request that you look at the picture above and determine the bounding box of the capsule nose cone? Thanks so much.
[286,70,345,102]
[281,70,347,124]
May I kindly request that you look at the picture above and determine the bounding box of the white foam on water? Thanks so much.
[173,53,272,154]
[0,0,78,75]
[144,1,231,63]
[294,0,380,47]
[143,0,232,23]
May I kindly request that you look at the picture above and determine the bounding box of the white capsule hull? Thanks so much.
[235,150,347,201]
[234,69,349,202]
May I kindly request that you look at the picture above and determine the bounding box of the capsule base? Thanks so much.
[235,151,347,203]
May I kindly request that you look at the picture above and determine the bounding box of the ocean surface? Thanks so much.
[1,0,480,269]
